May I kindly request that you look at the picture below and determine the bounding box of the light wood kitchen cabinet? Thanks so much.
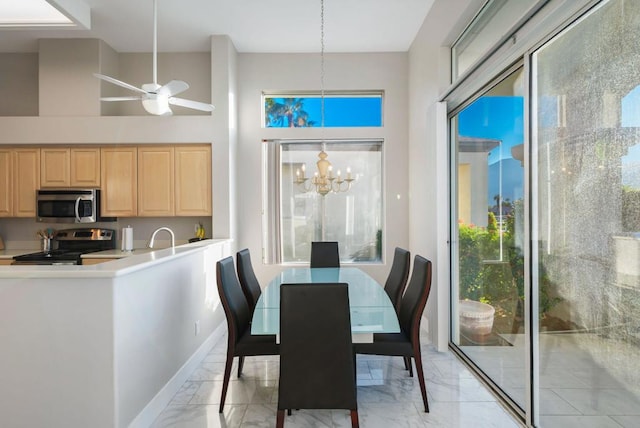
[0,149,11,217]
[175,145,212,216]
[41,147,101,188]
[71,148,101,187]
[138,146,175,216]
[100,147,137,217]
[13,148,40,217]
[41,148,70,187]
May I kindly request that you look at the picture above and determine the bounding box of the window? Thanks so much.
[451,0,538,81]
[263,92,383,128]
[263,140,383,264]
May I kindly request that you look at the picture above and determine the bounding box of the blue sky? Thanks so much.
[459,96,525,204]
[266,96,382,127]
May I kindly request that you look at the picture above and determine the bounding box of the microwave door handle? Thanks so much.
[75,197,81,222]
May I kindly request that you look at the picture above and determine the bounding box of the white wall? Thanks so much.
[408,0,485,349]
[0,53,38,116]
[236,52,410,285]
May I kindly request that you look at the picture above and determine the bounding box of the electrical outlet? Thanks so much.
[195,320,200,336]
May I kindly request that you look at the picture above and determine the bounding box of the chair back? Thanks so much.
[236,248,262,313]
[398,255,433,338]
[384,247,411,313]
[278,282,357,410]
[310,241,340,268]
[216,256,251,344]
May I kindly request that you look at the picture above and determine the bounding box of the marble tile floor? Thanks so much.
[461,333,640,428]
[151,330,522,428]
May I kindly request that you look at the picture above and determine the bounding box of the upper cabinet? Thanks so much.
[41,148,70,187]
[41,147,101,188]
[100,147,137,217]
[138,146,175,217]
[12,148,40,217]
[0,149,12,216]
[70,148,101,187]
[1,148,41,217]
[175,145,212,216]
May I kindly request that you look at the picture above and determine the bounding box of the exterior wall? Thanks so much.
[236,52,410,285]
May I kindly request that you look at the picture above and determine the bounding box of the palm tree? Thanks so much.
[265,97,316,127]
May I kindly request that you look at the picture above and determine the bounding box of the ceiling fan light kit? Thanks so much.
[94,0,214,116]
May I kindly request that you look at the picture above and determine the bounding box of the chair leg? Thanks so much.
[350,410,359,428]
[412,344,429,412]
[219,346,235,413]
[237,356,245,378]
[276,409,285,428]
[407,357,414,377]
[403,356,411,371]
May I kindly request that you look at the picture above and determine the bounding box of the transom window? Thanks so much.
[263,92,383,128]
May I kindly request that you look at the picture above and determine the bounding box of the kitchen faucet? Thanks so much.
[147,227,175,248]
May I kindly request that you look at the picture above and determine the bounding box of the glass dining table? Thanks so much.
[251,267,400,342]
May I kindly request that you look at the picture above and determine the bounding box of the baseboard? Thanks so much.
[128,324,226,428]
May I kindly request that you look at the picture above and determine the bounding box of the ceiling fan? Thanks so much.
[93,0,214,116]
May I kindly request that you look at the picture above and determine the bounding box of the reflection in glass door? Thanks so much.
[451,67,526,410]
[532,0,640,425]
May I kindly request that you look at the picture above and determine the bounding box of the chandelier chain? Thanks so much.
[320,0,325,129]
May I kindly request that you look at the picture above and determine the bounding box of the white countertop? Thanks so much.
[81,248,155,259]
[0,239,229,278]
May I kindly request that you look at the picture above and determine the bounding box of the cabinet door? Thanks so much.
[0,149,12,217]
[13,149,40,217]
[100,147,137,217]
[175,145,212,216]
[40,148,70,188]
[71,148,101,187]
[138,146,175,216]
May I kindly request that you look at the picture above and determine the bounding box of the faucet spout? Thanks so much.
[148,227,175,248]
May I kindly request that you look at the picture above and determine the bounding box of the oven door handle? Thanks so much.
[74,197,82,222]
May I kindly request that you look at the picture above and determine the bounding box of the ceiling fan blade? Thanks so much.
[94,73,147,94]
[158,80,189,97]
[169,97,215,112]
[100,96,143,102]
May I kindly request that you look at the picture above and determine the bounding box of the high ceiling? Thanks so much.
[0,0,436,54]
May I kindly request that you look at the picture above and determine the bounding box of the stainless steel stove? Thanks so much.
[12,228,116,265]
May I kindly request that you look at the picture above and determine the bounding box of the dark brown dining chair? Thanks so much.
[236,248,261,314]
[310,241,340,268]
[216,256,279,413]
[276,283,359,427]
[354,255,432,412]
[384,247,411,314]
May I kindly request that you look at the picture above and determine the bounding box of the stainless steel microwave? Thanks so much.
[36,189,115,223]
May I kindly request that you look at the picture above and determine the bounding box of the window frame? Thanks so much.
[262,138,384,265]
[261,90,384,128]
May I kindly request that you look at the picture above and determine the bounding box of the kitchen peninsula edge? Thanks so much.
[0,239,231,428]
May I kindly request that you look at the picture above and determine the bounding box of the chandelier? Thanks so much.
[293,0,355,197]
[294,149,355,196]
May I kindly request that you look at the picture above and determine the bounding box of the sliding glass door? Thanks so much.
[451,66,526,410]
[532,0,640,425]
[450,0,640,426]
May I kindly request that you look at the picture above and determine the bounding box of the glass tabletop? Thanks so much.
[251,267,400,335]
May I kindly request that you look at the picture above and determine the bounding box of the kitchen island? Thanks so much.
[0,239,230,428]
